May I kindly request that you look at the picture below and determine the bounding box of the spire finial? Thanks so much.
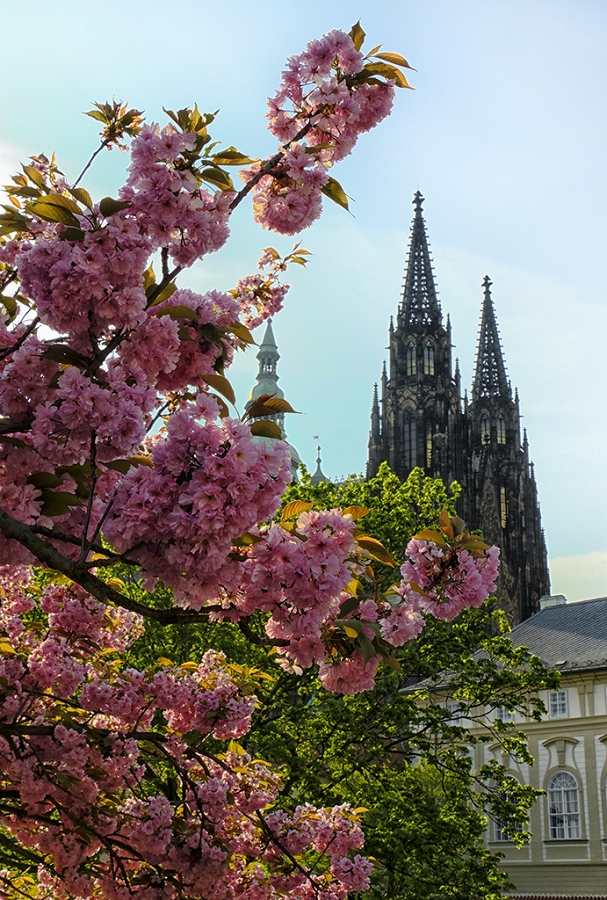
[482,275,492,294]
[413,190,424,212]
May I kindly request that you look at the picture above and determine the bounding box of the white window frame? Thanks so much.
[495,706,514,723]
[547,772,581,839]
[549,690,568,718]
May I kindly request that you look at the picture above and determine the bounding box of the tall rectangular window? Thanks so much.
[549,691,568,718]
[500,487,507,528]
[426,424,433,468]
[404,420,417,469]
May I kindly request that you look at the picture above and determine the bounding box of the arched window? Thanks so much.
[406,342,416,376]
[404,419,417,469]
[423,341,435,375]
[548,772,581,839]
[494,779,523,842]
[497,416,506,445]
[480,415,490,444]
[500,487,507,528]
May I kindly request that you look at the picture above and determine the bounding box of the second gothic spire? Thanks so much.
[472,276,510,401]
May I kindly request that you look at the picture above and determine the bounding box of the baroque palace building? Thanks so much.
[367,193,550,625]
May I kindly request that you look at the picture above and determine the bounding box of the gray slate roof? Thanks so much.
[510,597,607,672]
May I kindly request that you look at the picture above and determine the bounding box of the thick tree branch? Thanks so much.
[0,505,222,624]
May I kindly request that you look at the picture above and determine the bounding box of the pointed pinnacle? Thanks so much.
[472,276,510,401]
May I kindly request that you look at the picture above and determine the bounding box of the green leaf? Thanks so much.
[413,529,447,545]
[0,294,18,322]
[58,227,86,242]
[281,500,313,522]
[128,454,153,468]
[339,596,361,616]
[200,167,234,191]
[212,148,256,166]
[99,197,131,217]
[202,373,236,405]
[39,193,82,215]
[104,459,132,475]
[143,265,155,292]
[86,109,109,123]
[154,304,196,320]
[356,535,397,567]
[27,472,63,489]
[26,201,80,228]
[228,322,255,345]
[373,51,415,70]
[384,655,404,674]
[349,20,366,51]
[342,505,370,521]
[358,632,377,663]
[250,419,282,440]
[42,344,91,369]
[69,186,93,209]
[321,177,349,211]
[22,165,46,190]
[245,394,300,420]
[6,185,41,198]
[232,532,263,547]
[364,61,413,89]
[39,490,83,517]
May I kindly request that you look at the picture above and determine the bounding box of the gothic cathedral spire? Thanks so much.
[400,191,442,327]
[472,276,510,401]
[367,195,550,624]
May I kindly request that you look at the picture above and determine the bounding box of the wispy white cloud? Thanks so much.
[549,552,607,602]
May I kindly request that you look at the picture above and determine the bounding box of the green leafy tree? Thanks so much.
[116,464,555,900]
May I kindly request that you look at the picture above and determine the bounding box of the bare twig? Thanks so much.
[0,317,40,362]
[73,139,111,188]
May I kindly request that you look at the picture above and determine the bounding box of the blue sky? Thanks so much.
[1,1,605,600]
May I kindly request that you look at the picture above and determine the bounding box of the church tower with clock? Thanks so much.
[367,193,550,624]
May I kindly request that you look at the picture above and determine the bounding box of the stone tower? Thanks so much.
[246,319,301,481]
[367,193,550,624]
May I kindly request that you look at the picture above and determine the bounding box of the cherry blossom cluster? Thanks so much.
[0,570,370,900]
[399,537,500,621]
[242,143,328,235]
[267,29,394,164]
[120,124,234,268]
[103,396,292,608]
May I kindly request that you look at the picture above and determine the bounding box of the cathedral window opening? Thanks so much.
[497,416,506,445]
[423,341,435,375]
[404,419,417,469]
[406,342,416,376]
[547,772,581,840]
[426,424,433,469]
[500,487,507,528]
[481,415,491,444]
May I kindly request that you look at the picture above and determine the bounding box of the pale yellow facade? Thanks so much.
[474,671,607,896]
